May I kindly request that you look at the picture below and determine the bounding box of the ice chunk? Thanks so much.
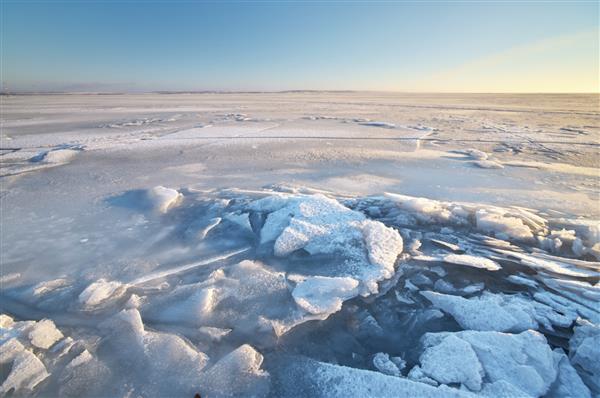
[28,319,64,349]
[79,279,128,309]
[32,148,79,164]
[569,319,600,393]
[249,193,402,297]
[101,309,209,397]
[0,314,15,328]
[147,185,182,213]
[65,349,93,370]
[420,330,557,397]
[33,278,70,296]
[443,254,501,271]
[199,344,270,398]
[420,291,574,332]
[372,352,402,377]
[0,348,49,394]
[475,209,534,241]
[384,192,546,242]
[270,355,474,397]
[292,276,359,315]
[548,348,591,398]
[419,334,484,391]
[472,160,504,169]
[462,148,488,160]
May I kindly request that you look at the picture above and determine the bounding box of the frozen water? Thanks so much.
[1,93,599,397]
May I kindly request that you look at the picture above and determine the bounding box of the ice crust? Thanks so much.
[147,185,183,213]
[250,193,403,297]
[3,188,599,397]
[418,330,558,397]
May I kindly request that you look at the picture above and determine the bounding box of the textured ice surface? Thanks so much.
[419,330,558,396]
[250,193,403,297]
[569,319,600,394]
[2,93,599,397]
[147,185,182,213]
[421,290,577,332]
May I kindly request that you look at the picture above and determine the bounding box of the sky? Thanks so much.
[1,1,598,93]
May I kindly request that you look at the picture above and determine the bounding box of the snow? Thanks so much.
[421,290,576,332]
[292,276,359,315]
[0,348,50,394]
[2,93,599,396]
[250,193,403,296]
[198,344,270,398]
[78,279,127,309]
[28,319,64,349]
[569,319,600,394]
[147,185,182,213]
[442,254,502,271]
[419,330,558,397]
[419,334,484,391]
[372,352,403,377]
[32,148,79,164]
[270,355,474,398]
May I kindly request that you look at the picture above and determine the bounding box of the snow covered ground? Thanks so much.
[1,92,599,397]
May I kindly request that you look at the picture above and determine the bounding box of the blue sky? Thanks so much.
[2,1,598,92]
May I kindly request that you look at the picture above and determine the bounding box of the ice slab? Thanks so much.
[419,330,558,396]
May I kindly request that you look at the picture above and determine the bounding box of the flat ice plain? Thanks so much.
[1,92,599,397]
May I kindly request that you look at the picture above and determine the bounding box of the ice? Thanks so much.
[249,193,403,296]
[292,276,359,315]
[419,334,484,391]
[78,279,128,309]
[147,185,182,213]
[2,93,599,396]
[419,330,558,396]
[99,308,210,397]
[548,349,591,398]
[442,254,501,271]
[462,148,489,160]
[28,319,63,349]
[270,355,474,397]
[32,278,70,296]
[372,352,402,377]
[569,319,600,394]
[421,290,576,332]
[32,148,79,164]
[198,344,270,398]
[65,349,93,370]
[473,160,504,169]
[0,347,50,394]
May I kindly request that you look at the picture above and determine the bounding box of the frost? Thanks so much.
[442,254,501,271]
[421,290,576,332]
[569,319,600,394]
[372,352,402,377]
[0,347,50,394]
[28,319,64,349]
[199,344,270,398]
[79,279,128,309]
[419,334,484,391]
[420,330,557,397]
[292,276,359,315]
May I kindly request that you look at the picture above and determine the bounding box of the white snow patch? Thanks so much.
[28,319,63,349]
[292,276,360,315]
[443,254,501,271]
[147,186,182,213]
[79,279,128,309]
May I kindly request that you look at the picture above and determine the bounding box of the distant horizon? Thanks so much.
[2,90,599,95]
